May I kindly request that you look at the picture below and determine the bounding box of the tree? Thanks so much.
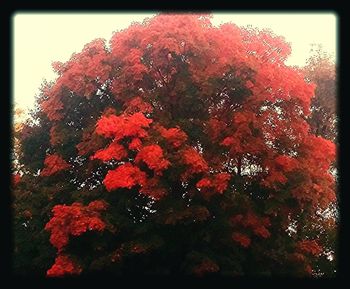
[13,14,337,277]
[12,104,25,174]
[303,45,337,143]
[301,46,338,276]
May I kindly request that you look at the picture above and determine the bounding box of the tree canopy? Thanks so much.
[12,14,337,277]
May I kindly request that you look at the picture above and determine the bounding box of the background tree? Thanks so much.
[303,45,337,143]
[300,46,338,276]
[13,14,337,277]
[12,104,25,173]
[12,101,56,274]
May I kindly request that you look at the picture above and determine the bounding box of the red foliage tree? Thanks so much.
[13,14,337,277]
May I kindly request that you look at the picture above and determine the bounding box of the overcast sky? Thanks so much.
[13,13,337,111]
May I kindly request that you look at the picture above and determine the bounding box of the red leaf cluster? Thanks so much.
[297,240,323,256]
[221,111,266,156]
[124,97,153,114]
[91,141,127,162]
[232,232,251,248]
[103,162,147,192]
[274,155,298,172]
[56,39,110,97]
[41,154,70,176]
[128,137,143,151]
[262,154,299,188]
[12,173,21,186]
[47,255,82,277]
[205,119,227,142]
[45,201,107,251]
[196,172,231,198]
[290,135,336,208]
[230,212,271,239]
[87,200,109,211]
[49,125,65,146]
[40,94,64,121]
[303,135,336,168]
[181,148,209,179]
[157,126,188,148]
[119,48,147,83]
[135,145,170,175]
[95,112,152,140]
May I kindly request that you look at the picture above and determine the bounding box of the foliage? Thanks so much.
[303,45,337,143]
[12,14,337,277]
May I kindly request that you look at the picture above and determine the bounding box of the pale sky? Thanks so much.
[13,13,337,112]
